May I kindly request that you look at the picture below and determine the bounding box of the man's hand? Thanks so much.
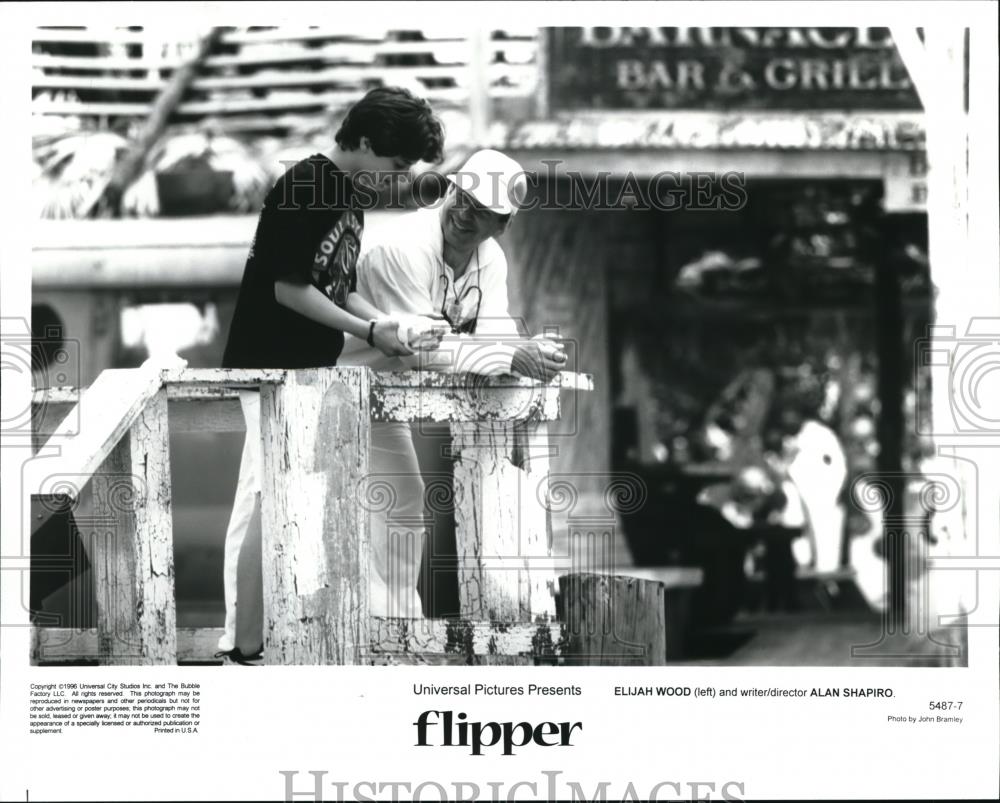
[372,319,413,357]
[510,337,567,381]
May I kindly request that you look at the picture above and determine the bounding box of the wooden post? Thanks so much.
[90,389,177,665]
[874,232,906,627]
[517,420,557,619]
[448,417,557,622]
[259,368,371,664]
[451,421,525,621]
[891,26,993,648]
[534,27,550,119]
[558,573,667,666]
[467,28,491,146]
[370,372,586,623]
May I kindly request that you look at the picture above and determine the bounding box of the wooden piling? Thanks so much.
[259,368,371,664]
[558,573,667,666]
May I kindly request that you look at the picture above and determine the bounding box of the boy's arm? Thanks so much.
[274,281,408,356]
[344,291,388,325]
[250,163,410,353]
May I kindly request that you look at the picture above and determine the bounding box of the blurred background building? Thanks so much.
[30,26,953,664]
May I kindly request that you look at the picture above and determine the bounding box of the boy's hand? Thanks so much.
[399,314,447,351]
[372,319,413,357]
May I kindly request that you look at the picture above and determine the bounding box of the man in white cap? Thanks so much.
[342,148,565,375]
[340,149,567,618]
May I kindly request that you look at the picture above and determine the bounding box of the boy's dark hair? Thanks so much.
[336,86,445,165]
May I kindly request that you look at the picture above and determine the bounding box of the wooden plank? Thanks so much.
[31,243,249,287]
[31,214,258,250]
[27,368,162,501]
[190,63,538,91]
[171,90,468,115]
[370,618,562,663]
[207,114,333,134]
[88,390,177,665]
[33,51,367,71]
[492,27,539,37]
[36,391,242,435]
[259,367,371,664]
[32,387,80,405]
[34,616,967,667]
[34,371,282,424]
[33,627,223,663]
[220,28,389,45]
[35,385,249,405]
[372,370,593,393]
[376,382,558,423]
[33,75,167,91]
[32,28,149,44]
[558,573,668,665]
[33,54,183,71]
[33,622,552,664]
[160,367,287,388]
[208,50,361,68]
[31,31,536,63]
[207,43,532,68]
[372,40,469,56]
[33,101,155,116]
[215,37,534,61]
[618,567,704,587]
[370,371,591,423]
[37,374,588,439]
[32,627,95,663]
[193,69,391,91]
[174,627,226,662]
[176,89,456,113]
[371,653,532,666]
[34,369,585,437]
[32,84,530,117]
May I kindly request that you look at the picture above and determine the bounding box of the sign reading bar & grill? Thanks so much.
[547,27,922,111]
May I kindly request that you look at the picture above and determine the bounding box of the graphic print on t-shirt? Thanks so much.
[312,209,363,307]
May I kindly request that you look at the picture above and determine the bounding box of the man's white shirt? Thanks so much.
[339,207,523,374]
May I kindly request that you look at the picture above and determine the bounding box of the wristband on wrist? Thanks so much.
[366,319,377,347]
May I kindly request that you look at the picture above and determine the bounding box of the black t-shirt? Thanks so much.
[222,154,363,369]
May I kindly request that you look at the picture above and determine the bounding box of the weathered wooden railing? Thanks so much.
[29,366,701,666]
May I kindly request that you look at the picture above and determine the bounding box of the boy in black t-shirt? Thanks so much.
[218,88,445,663]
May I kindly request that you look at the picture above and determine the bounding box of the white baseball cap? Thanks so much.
[448,149,528,216]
